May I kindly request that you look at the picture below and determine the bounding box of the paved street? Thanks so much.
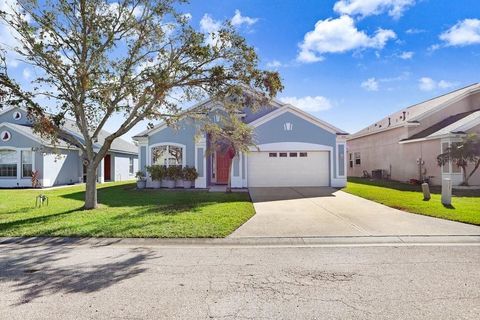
[231,187,480,238]
[1,239,479,319]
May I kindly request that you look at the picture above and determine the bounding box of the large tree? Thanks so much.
[437,134,480,186]
[0,0,282,209]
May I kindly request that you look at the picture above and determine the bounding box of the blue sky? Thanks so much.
[2,0,480,141]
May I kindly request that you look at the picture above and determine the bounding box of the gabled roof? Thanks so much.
[349,83,480,140]
[249,104,348,135]
[400,109,480,143]
[132,95,346,139]
[1,107,137,154]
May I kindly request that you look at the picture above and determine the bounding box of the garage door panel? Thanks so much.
[247,151,330,187]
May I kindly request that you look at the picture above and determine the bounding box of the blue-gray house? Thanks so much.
[133,97,348,189]
[0,106,138,188]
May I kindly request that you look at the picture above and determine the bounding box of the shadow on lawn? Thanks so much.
[0,240,155,305]
[348,177,480,197]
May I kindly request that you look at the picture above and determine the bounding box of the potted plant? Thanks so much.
[163,166,178,189]
[135,171,146,189]
[182,166,198,189]
[174,166,185,188]
[146,165,163,189]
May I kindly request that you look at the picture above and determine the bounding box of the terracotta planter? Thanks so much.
[151,180,161,189]
[136,180,146,189]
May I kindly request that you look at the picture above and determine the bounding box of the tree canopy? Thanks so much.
[0,0,283,208]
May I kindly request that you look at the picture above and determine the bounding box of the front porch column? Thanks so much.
[195,135,207,188]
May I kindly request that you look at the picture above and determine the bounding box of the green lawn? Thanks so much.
[345,177,480,225]
[0,181,255,238]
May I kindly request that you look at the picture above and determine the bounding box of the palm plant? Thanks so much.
[437,134,480,186]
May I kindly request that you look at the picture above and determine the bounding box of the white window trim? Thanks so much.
[0,147,35,182]
[147,142,187,168]
[440,137,463,176]
[336,142,346,178]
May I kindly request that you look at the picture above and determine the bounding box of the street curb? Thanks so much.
[1,235,480,247]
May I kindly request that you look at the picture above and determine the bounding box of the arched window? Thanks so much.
[0,150,17,178]
[151,144,184,168]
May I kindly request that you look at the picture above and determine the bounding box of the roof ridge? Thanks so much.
[406,82,479,110]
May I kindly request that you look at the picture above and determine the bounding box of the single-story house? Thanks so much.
[133,97,348,189]
[0,106,138,188]
[347,83,480,186]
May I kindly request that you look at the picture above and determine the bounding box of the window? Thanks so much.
[151,145,183,167]
[269,153,277,157]
[21,150,33,178]
[289,152,298,157]
[279,152,287,157]
[129,157,134,174]
[349,153,353,168]
[354,152,361,166]
[299,152,308,157]
[0,150,17,178]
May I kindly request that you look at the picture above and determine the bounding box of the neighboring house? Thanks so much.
[133,98,348,189]
[0,106,138,188]
[347,83,480,186]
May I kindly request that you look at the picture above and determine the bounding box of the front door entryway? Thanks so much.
[216,150,230,184]
[104,154,111,181]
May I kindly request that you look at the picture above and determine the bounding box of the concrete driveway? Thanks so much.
[230,187,480,238]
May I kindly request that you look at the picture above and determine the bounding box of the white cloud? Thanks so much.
[0,0,30,68]
[231,10,258,27]
[199,14,221,34]
[181,13,192,21]
[406,28,425,34]
[398,51,414,59]
[361,78,379,91]
[200,10,258,46]
[297,15,396,63]
[440,18,480,47]
[418,77,436,91]
[438,80,456,89]
[22,68,31,80]
[266,60,282,68]
[418,77,457,91]
[280,96,332,112]
[333,0,415,19]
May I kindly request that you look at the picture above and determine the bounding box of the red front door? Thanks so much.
[216,151,230,184]
[104,154,111,181]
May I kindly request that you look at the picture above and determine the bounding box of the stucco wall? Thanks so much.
[0,108,31,126]
[42,148,82,187]
[112,152,138,181]
[347,127,441,183]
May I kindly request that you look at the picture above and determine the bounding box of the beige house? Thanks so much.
[347,83,480,186]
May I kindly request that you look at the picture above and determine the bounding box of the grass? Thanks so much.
[344,177,480,225]
[0,181,255,238]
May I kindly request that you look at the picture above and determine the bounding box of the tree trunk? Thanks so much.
[461,165,469,186]
[84,165,98,209]
[466,160,480,185]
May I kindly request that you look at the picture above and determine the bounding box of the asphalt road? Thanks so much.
[1,240,479,319]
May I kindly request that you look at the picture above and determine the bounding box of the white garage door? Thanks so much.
[247,151,330,187]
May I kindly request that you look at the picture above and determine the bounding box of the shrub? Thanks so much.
[165,166,182,180]
[183,166,198,181]
[146,165,164,181]
[135,171,146,180]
